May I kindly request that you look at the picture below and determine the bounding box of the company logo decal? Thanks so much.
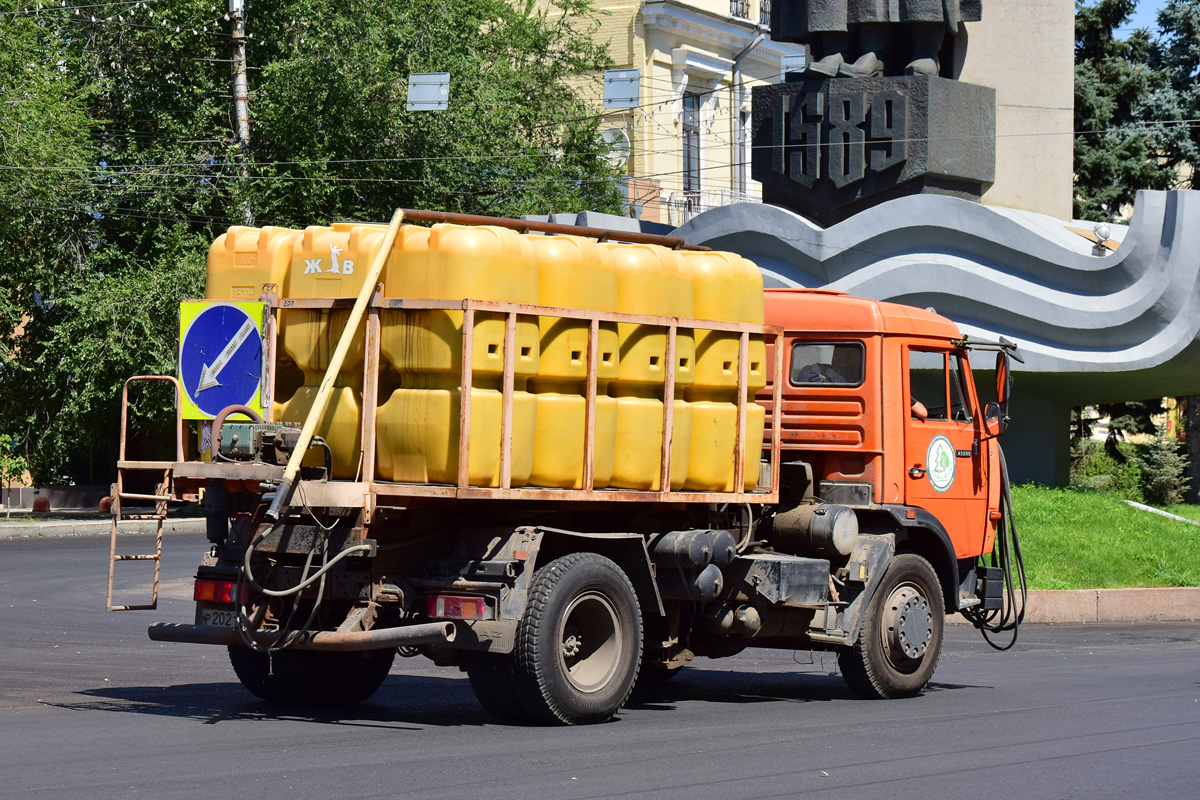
[302,243,356,275]
[926,434,956,493]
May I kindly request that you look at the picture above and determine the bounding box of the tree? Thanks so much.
[1073,0,1177,220]
[1139,428,1190,505]
[1140,0,1200,187]
[0,434,31,520]
[0,0,624,484]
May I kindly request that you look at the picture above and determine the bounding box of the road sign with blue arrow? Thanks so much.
[178,301,267,420]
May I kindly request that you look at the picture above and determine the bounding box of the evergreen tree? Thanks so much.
[1074,0,1176,220]
[1141,0,1200,188]
[1139,429,1190,505]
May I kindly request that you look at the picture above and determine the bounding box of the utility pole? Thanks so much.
[229,0,254,225]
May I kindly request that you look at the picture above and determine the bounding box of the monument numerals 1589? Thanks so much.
[770,89,909,189]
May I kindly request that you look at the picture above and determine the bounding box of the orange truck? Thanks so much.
[108,209,1024,725]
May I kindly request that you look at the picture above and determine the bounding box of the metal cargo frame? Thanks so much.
[172,292,784,513]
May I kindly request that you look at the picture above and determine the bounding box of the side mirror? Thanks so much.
[995,351,1013,405]
[983,401,1008,438]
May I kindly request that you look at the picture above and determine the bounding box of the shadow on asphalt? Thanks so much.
[40,663,984,729]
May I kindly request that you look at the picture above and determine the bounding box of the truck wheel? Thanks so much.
[227,645,289,702]
[511,553,642,725]
[465,653,532,723]
[271,648,396,706]
[839,553,945,699]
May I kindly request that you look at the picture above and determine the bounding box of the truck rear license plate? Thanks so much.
[200,607,236,627]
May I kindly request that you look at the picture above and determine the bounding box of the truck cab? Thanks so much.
[761,288,1003,613]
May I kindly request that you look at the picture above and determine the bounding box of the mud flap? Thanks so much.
[808,533,896,646]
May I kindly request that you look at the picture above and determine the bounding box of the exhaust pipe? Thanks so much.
[148,620,456,651]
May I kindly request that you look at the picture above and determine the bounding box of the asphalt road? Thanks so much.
[2,532,1198,800]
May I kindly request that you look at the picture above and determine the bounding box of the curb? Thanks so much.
[0,517,206,539]
[949,587,1200,624]
[4,522,1197,623]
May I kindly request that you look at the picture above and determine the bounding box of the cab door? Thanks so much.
[904,348,987,555]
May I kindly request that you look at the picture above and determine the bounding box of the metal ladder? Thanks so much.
[106,376,184,611]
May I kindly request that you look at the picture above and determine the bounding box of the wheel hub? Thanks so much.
[558,591,622,693]
[882,583,933,661]
[562,627,582,659]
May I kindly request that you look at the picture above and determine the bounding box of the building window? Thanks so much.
[682,92,702,204]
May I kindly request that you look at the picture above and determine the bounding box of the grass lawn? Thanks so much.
[1012,484,1200,590]
[1158,503,1200,522]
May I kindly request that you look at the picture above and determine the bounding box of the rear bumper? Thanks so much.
[147,620,456,651]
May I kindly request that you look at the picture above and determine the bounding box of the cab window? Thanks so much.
[791,342,864,387]
[909,350,973,422]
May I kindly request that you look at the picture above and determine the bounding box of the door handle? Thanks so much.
[909,466,926,479]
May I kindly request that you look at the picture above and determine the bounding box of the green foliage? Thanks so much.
[0,434,31,520]
[1074,1,1200,219]
[1073,0,1176,220]
[1141,0,1200,189]
[1070,437,1144,501]
[1137,429,1190,505]
[0,0,624,484]
[1012,483,1200,589]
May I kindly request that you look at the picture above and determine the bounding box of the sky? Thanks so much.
[1122,1,1165,34]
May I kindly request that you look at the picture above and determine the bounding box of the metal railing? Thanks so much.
[666,190,762,226]
[759,0,771,27]
[730,0,750,20]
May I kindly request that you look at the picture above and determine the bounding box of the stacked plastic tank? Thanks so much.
[205,219,766,491]
[376,223,539,487]
[524,235,620,488]
[605,243,695,491]
[680,251,767,491]
[276,223,389,479]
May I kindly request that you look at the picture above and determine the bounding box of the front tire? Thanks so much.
[511,553,642,725]
[839,553,945,699]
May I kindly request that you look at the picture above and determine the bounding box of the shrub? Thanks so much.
[1070,438,1143,501]
[1138,430,1190,506]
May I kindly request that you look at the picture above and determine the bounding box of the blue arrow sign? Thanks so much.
[179,303,264,418]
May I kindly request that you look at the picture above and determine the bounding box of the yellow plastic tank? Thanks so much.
[277,385,364,480]
[379,223,539,376]
[376,382,536,487]
[205,225,302,301]
[375,223,539,488]
[605,242,695,490]
[681,251,767,491]
[283,223,387,377]
[206,225,306,409]
[526,235,619,488]
[276,223,386,479]
[683,400,766,491]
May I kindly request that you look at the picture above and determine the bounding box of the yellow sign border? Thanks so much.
[178,300,267,421]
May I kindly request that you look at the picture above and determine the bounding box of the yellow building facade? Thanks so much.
[584,1,804,225]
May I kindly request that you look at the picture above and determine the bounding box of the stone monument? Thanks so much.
[756,0,994,227]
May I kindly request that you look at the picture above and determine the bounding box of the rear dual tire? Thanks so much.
[467,553,643,725]
[228,645,396,706]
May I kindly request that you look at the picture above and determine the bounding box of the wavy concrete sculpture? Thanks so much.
[676,190,1200,405]
[674,190,1200,482]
